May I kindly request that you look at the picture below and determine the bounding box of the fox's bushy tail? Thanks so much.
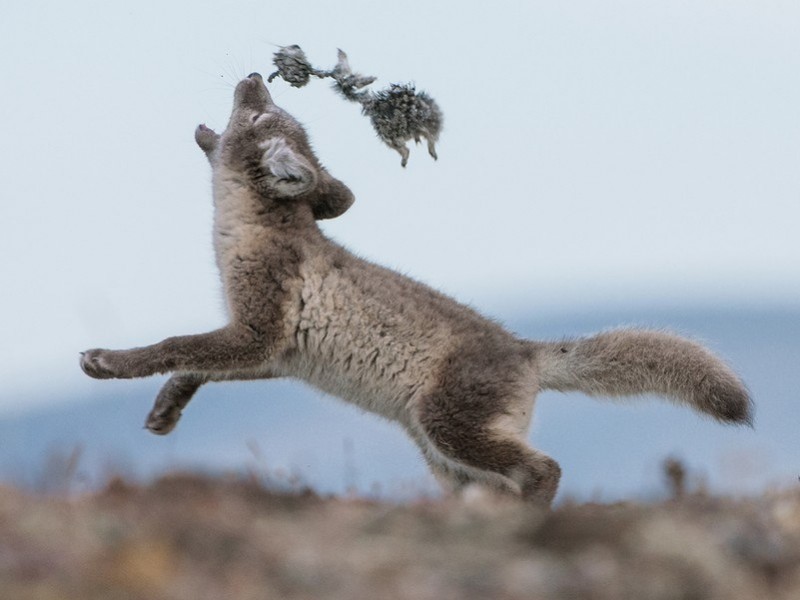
[534,329,752,425]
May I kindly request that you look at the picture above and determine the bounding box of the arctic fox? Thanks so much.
[81,73,751,506]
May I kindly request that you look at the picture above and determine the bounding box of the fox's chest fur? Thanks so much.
[212,170,269,272]
[274,255,461,424]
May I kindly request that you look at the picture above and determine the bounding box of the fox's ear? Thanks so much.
[311,169,354,219]
[195,124,219,158]
[259,137,318,197]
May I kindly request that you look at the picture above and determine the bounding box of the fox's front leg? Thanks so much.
[145,373,206,435]
[80,324,270,380]
[146,368,274,435]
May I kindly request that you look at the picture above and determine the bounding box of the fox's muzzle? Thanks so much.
[234,73,274,111]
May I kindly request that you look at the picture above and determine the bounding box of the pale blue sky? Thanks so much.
[1,1,799,410]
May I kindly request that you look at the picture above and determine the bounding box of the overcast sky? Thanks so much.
[1,1,799,411]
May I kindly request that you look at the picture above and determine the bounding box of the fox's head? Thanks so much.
[195,72,354,220]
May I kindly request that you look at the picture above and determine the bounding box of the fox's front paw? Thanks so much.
[80,349,126,379]
[145,403,182,435]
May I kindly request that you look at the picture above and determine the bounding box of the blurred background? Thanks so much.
[1,1,797,501]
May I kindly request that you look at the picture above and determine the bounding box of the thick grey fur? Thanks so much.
[80,74,752,506]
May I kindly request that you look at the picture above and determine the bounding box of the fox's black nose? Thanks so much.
[248,72,262,80]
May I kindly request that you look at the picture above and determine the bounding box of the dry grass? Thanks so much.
[1,470,799,600]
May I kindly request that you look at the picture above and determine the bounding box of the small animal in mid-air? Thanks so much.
[268,45,442,167]
[80,73,751,507]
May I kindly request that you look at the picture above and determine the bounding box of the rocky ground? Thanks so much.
[1,470,799,600]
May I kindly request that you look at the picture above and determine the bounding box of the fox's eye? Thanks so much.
[251,113,261,123]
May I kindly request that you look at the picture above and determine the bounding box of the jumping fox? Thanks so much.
[80,73,752,506]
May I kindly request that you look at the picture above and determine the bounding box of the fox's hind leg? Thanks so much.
[426,432,560,506]
[413,393,561,506]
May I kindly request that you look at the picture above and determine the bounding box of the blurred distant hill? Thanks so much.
[1,306,797,501]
